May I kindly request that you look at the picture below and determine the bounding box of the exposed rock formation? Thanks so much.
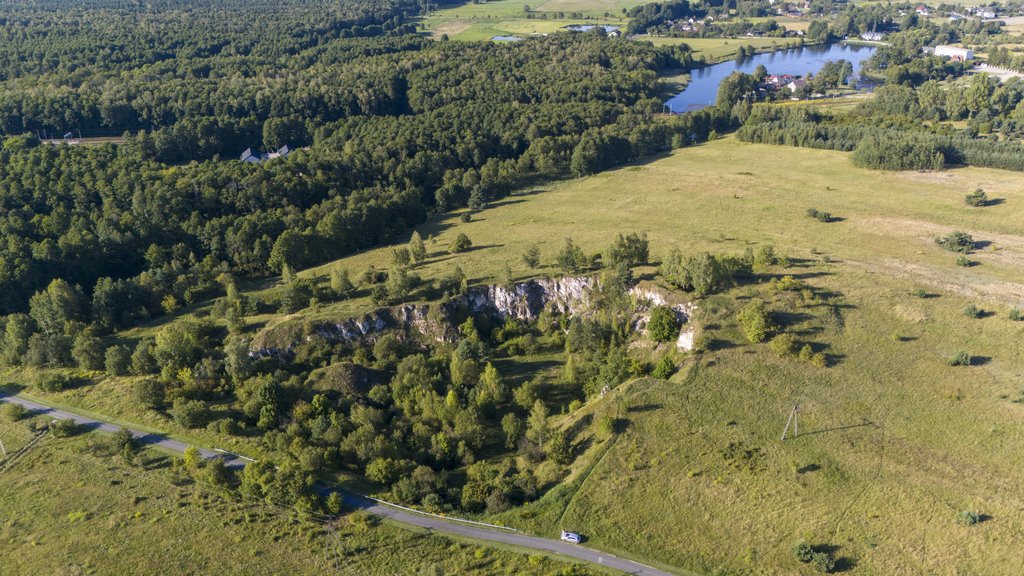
[251,276,697,358]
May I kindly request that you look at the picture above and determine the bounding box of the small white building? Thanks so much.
[240,145,291,163]
[787,78,808,92]
[934,45,974,61]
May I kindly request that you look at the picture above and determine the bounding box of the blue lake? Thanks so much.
[666,43,877,113]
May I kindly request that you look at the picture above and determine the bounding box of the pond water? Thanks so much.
[665,43,877,113]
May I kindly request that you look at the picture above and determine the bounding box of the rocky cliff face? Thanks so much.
[251,276,696,358]
[629,286,697,351]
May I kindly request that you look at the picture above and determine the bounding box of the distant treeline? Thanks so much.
[737,105,1024,172]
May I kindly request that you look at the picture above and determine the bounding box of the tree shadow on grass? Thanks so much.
[628,403,662,413]
[707,338,737,351]
[771,311,814,329]
[970,356,992,366]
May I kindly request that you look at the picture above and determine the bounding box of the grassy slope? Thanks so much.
[0,426,586,576]
[287,137,1024,574]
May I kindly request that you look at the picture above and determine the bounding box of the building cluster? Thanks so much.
[763,74,808,94]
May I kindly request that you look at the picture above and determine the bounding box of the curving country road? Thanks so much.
[0,393,679,576]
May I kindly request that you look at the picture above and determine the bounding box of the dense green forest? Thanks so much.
[0,0,738,322]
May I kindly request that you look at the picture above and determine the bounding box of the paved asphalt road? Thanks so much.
[0,393,677,576]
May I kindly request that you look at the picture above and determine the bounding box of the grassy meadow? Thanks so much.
[0,426,590,576]
[418,0,632,41]
[643,36,804,60]
[290,136,1024,574]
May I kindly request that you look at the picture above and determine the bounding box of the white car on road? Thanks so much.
[560,530,581,544]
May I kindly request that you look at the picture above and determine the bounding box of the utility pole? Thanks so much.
[781,403,799,441]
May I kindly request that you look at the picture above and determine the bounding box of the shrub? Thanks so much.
[793,541,814,563]
[72,333,105,371]
[1009,308,1022,321]
[955,255,973,267]
[964,188,988,207]
[769,333,797,357]
[936,231,974,253]
[806,208,832,222]
[949,351,971,366]
[522,244,541,269]
[737,300,772,343]
[104,345,132,375]
[811,551,836,573]
[49,418,80,437]
[648,306,680,342]
[460,212,472,223]
[811,352,828,368]
[912,288,929,298]
[957,510,981,526]
[171,398,210,429]
[36,372,69,393]
[607,232,649,267]
[652,357,675,379]
[1,402,27,421]
[134,379,165,409]
[449,233,472,254]
[110,427,137,454]
[798,344,813,362]
[963,304,983,318]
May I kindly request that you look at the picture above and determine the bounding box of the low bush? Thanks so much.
[134,379,165,409]
[737,300,772,343]
[769,333,797,357]
[49,419,80,437]
[1,402,27,421]
[793,541,814,563]
[949,351,971,366]
[652,357,675,379]
[172,398,210,429]
[936,231,974,253]
[35,373,70,393]
[963,304,983,318]
[811,551,836,573]
[1009,308,1022,321]
[964,188,988,207]
[957,510,981,526]
[805,208,833,222]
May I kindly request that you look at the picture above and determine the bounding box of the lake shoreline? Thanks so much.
[664,42,877,113]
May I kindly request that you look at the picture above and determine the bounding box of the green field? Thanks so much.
[0,427,589,575]
[287,137,1024,574]
[643,36,804,60]
[419,0,635,40]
